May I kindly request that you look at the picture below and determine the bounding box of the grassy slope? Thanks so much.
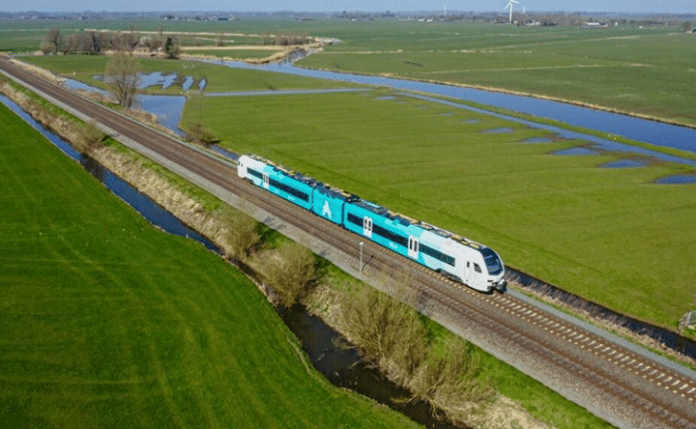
[0,103,421,429]
[186,89,696,329]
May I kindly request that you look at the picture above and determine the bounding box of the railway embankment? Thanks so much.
[0,73,556,429]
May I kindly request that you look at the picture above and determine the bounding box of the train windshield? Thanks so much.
[480,248,503,275]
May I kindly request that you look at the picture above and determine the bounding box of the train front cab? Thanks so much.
[456,246,506,293]
[238,155,314,211]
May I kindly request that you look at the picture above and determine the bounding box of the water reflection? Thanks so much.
[601,159,647,168]
[521,137,553,143]
[210,56,696,155]
[280,305,468,429]
[483,127,513,134]
[553,147,599,156]
[654,175,696,184]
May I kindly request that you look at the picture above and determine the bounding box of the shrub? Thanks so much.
[262,242,317,307]
[409,336,495,424]
[340,285,428,385]
[224,211,261,262]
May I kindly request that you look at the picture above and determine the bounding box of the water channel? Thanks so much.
[215,52,696,155]
[0,94,467,429]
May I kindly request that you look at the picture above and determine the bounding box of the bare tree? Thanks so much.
[41,28,63,54]
[410,336,495,424]
[164,36,181,59]
[340,285,428,385]
[104,53,140,108]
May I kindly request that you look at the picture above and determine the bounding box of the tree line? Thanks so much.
[40,27,181,59]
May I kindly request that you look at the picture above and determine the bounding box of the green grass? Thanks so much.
[295,22,696,127]
[184,89,696,332]
[8,18,693,124]
[183,48,281,59]
[0,102,422,429]
[20,55,358,94]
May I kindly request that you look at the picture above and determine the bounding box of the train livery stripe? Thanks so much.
[248,168,310,202]
[346,213,455,266]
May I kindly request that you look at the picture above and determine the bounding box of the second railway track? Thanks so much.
[2,57,695,429]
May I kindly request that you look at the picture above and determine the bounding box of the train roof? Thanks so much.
[249,154,319,186]
[245,153,488,252]
[412,220,485,250]
[315,183,360,202]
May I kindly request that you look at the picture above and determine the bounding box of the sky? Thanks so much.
[4,0,694,14]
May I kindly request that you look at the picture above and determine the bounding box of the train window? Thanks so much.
[248,168,263,179]
[347,213,361,226]
[269,177,309,202]
[480,247,503,275]
[474,263,482,273]
[347,212,454,266]
[419,243,455,266]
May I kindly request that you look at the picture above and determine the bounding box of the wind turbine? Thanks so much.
[504,0,519,24]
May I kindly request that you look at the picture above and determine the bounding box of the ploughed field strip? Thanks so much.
[2,57,695,429]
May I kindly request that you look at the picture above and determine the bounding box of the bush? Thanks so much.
[340,285,428,385]
[75,122,105,154]
[186,122,217,146]
[410,336,495,423]
[224,211,261,262]
[262,242,317,307]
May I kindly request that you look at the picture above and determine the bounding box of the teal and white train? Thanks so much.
[238,154,507,293]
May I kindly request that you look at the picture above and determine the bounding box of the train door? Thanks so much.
[408,236,419,259]
[262,172,269,189]
[237,159,246,178]
[363,216,373,238]
[464,261,474,286]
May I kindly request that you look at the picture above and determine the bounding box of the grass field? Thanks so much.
[295,21,696,127]
[181,88,696,331]
[20,55,357,94]
[4,18,693,126]
[0,102,423,429]
[182,48,280,59]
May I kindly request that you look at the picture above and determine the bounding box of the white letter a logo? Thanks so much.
[322,200,332,218]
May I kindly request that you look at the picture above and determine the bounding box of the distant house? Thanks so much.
[583,22,607,28]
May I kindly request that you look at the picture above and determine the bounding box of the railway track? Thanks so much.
[2,57,695,429]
